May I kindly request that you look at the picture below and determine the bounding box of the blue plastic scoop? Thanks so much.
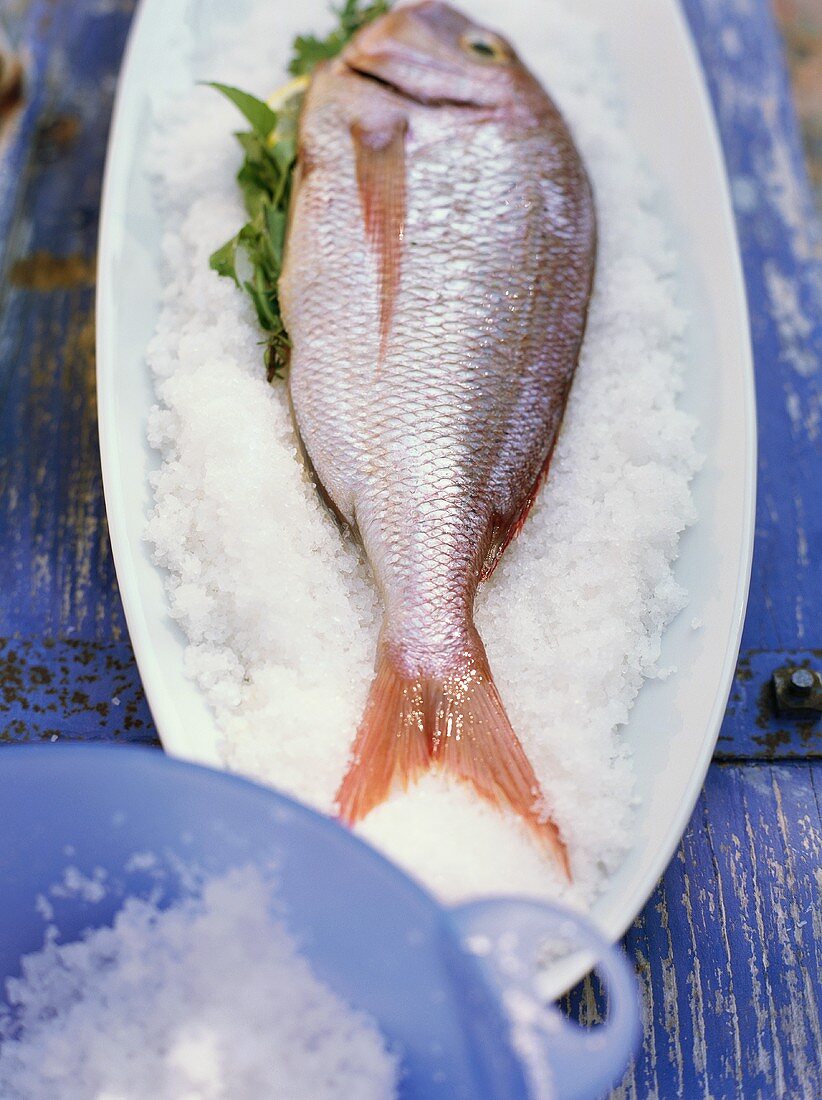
[0,745,639,1098]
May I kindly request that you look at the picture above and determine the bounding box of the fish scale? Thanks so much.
[280,0,595,875]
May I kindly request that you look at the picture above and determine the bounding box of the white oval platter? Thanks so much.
[96,0,756,968]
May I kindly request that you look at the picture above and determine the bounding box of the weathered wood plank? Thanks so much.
[607,763,822,1099]
[0,0,135,647]
[680,0,821,757]
[0,635,155,743]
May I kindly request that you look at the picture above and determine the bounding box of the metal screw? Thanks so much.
[772,666,822,719]
[789,669,815,697]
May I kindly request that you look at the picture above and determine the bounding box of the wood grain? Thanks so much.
[682,0,822,762]
[579,766,822,1098]
[0,0,134,652]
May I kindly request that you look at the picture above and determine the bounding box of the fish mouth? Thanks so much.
[344,59,487,111]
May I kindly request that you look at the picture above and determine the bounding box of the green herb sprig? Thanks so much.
[209,0,390,380]
[289,0,390,76]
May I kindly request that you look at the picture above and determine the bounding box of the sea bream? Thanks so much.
[280,0,596,876]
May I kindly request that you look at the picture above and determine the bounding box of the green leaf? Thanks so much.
[207,82,277,138]
[289,0,390,76]
[288,35,339,76]
[209,236,240,285]
[272,137,296,175]
[265,206,287,268]
[244,279,277,330]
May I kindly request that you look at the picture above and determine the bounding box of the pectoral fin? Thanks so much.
[351,119,407,360]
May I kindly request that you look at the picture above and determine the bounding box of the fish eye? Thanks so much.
[460,31,511,63]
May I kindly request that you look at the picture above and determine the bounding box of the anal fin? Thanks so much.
[480,434,559,582]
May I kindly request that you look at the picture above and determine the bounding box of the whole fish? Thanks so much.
[280,0,595,876]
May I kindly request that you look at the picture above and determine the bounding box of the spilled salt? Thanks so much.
[0,867,399,1100]
[143,0,700,907]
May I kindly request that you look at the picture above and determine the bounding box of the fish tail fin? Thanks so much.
[335,634,570,880]
[335,643,430,827]
[429,651,571,880]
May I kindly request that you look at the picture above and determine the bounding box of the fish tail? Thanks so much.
[335,643,430,827]
[428,651,571,880]
[335,634,570,879]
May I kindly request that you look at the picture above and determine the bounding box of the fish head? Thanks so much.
[342,0,542,112]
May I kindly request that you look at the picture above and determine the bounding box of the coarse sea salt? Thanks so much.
[0,868,399,1100]
[144,0,700,907]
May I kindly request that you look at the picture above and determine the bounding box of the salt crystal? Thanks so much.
[0,868,398,1100]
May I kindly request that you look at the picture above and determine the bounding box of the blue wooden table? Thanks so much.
[0,1,819,1096]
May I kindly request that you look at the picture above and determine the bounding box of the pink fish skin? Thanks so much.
[280,1,596,876]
